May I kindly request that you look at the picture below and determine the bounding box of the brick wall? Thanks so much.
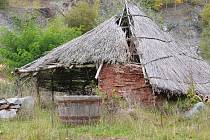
[98,64,156,106]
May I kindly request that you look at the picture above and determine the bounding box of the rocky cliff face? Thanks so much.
[161,3,203,54]
[0,10,10,27]
[0,1,206,53]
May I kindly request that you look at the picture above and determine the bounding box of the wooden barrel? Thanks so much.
[55,96,102,125]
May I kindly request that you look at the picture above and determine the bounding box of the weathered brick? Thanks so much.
[98,64,156,106]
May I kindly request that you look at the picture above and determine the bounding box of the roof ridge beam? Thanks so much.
[116,14,152,19]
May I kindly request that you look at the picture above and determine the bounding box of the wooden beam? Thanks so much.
[116,14,152,19]
[51,71,55,102]
[15,75,21,97]
[75,64,96,68]
[36,73,41,106]
[95,63,103,79]
[16,63,63,74]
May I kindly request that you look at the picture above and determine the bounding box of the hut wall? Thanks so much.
[38,67,97,95]
[98,64,156,106]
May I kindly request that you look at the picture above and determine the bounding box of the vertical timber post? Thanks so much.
[15,74,21,97]
[36,72,41,106]
[50,70,55,128]
[51,70,55,102]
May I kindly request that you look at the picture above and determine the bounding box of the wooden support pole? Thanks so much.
[15,74,21,97]
[51,71,55,102]
[36,73,41,106]
[95,63,103,79]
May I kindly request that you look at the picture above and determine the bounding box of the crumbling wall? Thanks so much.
[98,64,156,106]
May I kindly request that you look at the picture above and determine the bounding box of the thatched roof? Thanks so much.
[128,4,210,95]
[16,3,210,96]
[16,17,129,73]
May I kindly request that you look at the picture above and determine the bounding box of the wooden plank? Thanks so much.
[95,63,103,79]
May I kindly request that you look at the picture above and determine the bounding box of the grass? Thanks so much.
[0,81,210,140]
[0,104,210,140]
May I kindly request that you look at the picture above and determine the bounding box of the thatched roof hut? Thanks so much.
[15,3,210,104]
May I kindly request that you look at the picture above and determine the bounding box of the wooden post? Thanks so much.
[36,73,41,106]
[15,74,21,97]
[95,63,103,79]
[51,70,55,102]
[50,70,55,128]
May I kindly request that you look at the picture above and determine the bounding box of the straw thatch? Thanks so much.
[128,4,210,95]
[16,17,130,73]
[16,3,210,96]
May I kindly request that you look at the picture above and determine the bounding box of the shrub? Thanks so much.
[177,83,201,111]
[200,2,210,26]
[137,0,155,9]
[65,0,99,33]
[199,3,210,60]
[136,0,184,10]
[0,17,82,69]
[0,0,9,9]
[200,21,210,59]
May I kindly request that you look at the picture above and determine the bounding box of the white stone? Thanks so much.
[0,99,7,104]
[0,109,17,119]
[184,102,205,118]
[7,98,21,105]
[19,96,34,111]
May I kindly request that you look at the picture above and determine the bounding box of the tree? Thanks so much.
[0,0,8,9]
[65,0,99,33]
[200,3,210,60]
[200,2,210,26]
[200,22,210,59]
[0,18,82,69]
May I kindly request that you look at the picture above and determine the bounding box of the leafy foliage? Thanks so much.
[200,22,210,59]
[136,0,184,10]
[0,17,82,69]
[0,0,8,9]
[200,2,210,26]
[65,0,99,33]
[177,83,201,111]
[200,2,210,60]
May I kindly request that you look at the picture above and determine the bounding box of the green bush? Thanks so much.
[200,22,210,59]
[177,83,201,111]
[200,3,210,26]
[0,0,8,9]
[199,3,210,60]
[136,0,156,9]
[65,1,99,33]
[136,0,184,11]
[0,17,82,69]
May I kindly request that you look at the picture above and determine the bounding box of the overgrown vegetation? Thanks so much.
[0,17,81,69]
[0,79,208,140]
[0,80,206,140]
[136,0,184,11]
[200,2,210,26]
[176,84,201,111]
[0,1,210,139]
[0,103,210,140]
[0,0,8,9]
[65,0,99,33]
[200,2,210,60]
[136,0,207,11]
